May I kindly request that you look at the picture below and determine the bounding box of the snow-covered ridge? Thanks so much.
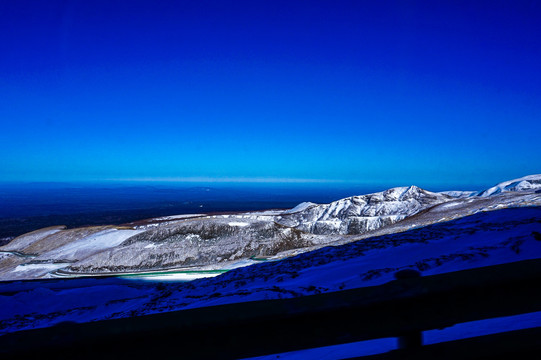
[2,206,540,336]
[283,202,317,214]
[476,174,541,197]
[439,190,477,198]
[276,185,452,235]
[276,175,541,235]
[1,174,540,280]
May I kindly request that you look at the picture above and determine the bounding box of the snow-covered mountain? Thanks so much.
[277,175,541,235]
[476,174,541,197]
[1,206,540,337]
[0,174,540,281]
[276,185,452,235]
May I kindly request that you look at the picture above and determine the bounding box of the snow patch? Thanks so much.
[283,202,317,214]
[154,214,205,221]
[477,174,541,197]
[228,222,250,227]
[12,263,68,273]
[38,228,145,261]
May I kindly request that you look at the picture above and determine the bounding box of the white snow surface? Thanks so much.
[0,226,65,252]
[36,228,145,262]
[477,174,541,197]
[1,176,541,357]
[12,263,68,273]
[1,175,541,281]
[276,185,453,235]
[439,190,477,198]
[0,206,540,338]
[228,222,250,227]
[283,202,317,214]
[153,214,206,221]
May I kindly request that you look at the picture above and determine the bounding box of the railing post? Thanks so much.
[397,330,423,350]
[394,269,423,351]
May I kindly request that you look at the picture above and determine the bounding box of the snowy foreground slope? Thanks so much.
[0,206,540,336]
[0,174,540,280]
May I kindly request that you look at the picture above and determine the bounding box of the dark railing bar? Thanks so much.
[1,258,540,359]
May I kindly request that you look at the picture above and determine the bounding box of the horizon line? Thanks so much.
[0,177,350,185]
[105,177,350,184]
[0,176,504,190]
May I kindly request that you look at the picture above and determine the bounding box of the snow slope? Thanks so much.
[1,206,540,336]
[1,175,540,280]
[477,174,541,197]
[0,227,145,280]
[0,226,65,252]
[276,186,452,235]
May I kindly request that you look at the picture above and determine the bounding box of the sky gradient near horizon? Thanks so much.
[1,0,540,187]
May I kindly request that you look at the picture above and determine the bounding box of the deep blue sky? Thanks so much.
[1,0,540,188]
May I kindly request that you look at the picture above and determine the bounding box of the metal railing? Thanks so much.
[1,258,541,359]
